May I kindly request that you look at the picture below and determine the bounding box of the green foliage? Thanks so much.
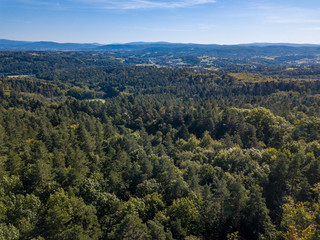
[1,52,320,239]
[8,194,42,238]
[44,189,101,240]
[0,224,20,240]
[280,200,316,240]
[109,214,149,240]
[168,195,203,237]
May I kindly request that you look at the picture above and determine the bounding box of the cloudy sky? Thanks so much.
[1,0,320,44]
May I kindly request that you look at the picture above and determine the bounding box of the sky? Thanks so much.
[1,0,320,44]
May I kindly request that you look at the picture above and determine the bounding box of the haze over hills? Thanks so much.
[0,39,102,51]
[2,39,320,67]
[1,39,320,52]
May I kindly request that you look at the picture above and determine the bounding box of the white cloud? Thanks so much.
[123,25,190,32]
[197,24,217,30]
[1,0,68,10]
[2,0,216,10]
[122,23,217,32]
[304,27,320,32]
[75,0,216,10]
[248,2,320,25]
[265,8,320,24]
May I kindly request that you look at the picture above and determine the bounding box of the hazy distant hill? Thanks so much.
[99,43,320,58]
[0,39,101,51]
[2,39,320,59]
[238,42,320,47]
[96,42,208,51]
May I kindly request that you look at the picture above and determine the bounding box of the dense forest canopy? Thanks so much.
[1,51,320,239]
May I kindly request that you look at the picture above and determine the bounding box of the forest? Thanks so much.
[1,51,320,239]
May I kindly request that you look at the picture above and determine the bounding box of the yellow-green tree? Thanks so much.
[280,200,316,240]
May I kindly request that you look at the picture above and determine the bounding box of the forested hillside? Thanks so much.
[1,52,320,239]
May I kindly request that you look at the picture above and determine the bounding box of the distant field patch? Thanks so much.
[87,99,106,103]
[286,67,296,71]
[229,72,277,83]
[7,75,31,78]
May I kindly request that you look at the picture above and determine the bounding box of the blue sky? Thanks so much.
[1,0,320,44]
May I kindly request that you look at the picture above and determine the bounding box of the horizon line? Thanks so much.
[1,38,320,46]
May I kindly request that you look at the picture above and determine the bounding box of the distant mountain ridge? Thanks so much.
[2,39,320,60]
[0,39,102,51]
[238,42,320,47]
[1,39,320,51]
